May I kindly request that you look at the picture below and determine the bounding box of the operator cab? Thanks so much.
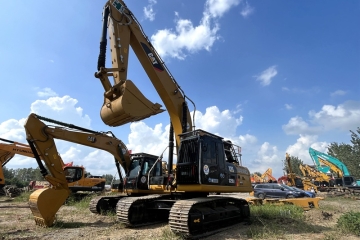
[176,129,248,188]
[64,167,83,183]
[124,153,163,190]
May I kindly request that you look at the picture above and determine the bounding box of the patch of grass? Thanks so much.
[157,227,182,240]
[104,209,117,223]
[13,191,32,202]
[65,193,95,210]
[250,204,304,221]
[337,211,360,236]
[246,204,320,239]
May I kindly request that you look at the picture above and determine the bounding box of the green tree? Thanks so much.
[283,155,303,176]
[253,172,262,177]
[102,174,115,185]
[328,127,360,179]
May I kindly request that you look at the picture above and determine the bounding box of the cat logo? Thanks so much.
[148,52,158,65]
[193,218,200,223]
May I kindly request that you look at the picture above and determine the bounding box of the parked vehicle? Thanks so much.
[286,186,316,198]
[253,183,305,199]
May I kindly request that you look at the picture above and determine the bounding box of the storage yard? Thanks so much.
[1,193,359,240]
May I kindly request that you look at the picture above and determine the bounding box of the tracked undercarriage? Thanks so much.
[89,193,251,239]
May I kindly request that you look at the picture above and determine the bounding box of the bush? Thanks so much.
[337,211,360,236]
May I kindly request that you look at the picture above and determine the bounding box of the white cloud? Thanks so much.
[127,121,169,156]
[309,101,360,132]
[31,95,91,128]
[144,0,157,21]
[285,104,292,110]
[282,87,290,91]
[206,0,241,18]
[282,116,321,135]
[193,106,243,137]
[240,1,254,18]
[0,119,27,142]
[248,142,283,177]
[330,90,346,97]
[49,60,54,63]
[238,134,257,146]
[36,87,58,98]
[254,65,277,86]
[2,95,92,169]
[151,0,240,59]
[285,134,328,165]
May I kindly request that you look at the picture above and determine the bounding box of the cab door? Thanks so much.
[201,136,225,186]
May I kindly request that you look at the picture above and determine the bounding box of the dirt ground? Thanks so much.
[0,193,359,240]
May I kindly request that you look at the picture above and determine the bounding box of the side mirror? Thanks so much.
[281,187,285,191]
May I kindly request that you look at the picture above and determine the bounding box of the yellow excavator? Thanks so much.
[95,0,254,236]
[23,113,139,226]
[299,163,332,187]
[261,168,277,182]
[91,0,317,236]
[24,0,254,237]
[284,153,318,192]
[251,173,264,183]
[0,137,106,193]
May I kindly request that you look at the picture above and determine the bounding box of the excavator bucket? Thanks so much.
[29,188,70,227]
[101,80,165,126]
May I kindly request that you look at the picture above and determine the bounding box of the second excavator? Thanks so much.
[0,137,106,193]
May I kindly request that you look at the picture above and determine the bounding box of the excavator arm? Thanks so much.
[24,113,131,227]
[95,0,193,149]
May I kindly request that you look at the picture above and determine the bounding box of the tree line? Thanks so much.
[3,167,116,188]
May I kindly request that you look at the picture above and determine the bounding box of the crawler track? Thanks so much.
[116,195,170,227]
[169,196,250,239]
[89,195,126,214]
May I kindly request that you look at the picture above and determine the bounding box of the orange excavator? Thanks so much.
[261,168,277,182]
[0,137,106,193]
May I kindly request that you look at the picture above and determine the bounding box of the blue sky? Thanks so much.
[0,0,359,179]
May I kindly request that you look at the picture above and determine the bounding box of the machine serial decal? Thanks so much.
[203,165,209,175]
[208,178,219,183]
[229,179,235,184]
[112,0,125,13]
[140,42,164,72]
[194,218,200,223]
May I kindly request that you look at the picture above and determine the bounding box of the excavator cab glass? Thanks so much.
[124,153,160,190]
[64,167,82,183]
[294,178,304,189]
